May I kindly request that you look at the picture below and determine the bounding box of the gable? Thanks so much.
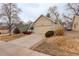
[33,15,55,27]
[72,16,79,30]
[73,16,79,25]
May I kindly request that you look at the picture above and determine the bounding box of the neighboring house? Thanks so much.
[72,15,79,31]
[0,29,8,34]
[0,22,8,34]
[33,15,62,34]
[0,26,8,34]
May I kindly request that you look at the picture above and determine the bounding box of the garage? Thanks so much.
[33,15,60,34]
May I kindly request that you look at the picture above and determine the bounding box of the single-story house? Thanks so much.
[33,15,62,34]
[0,26,8,34]
[72,15,79,31]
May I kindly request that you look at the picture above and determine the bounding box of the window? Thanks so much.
[74,22,78,28]
[74,23,76,28]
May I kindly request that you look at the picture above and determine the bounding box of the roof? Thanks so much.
[33,15,57,26]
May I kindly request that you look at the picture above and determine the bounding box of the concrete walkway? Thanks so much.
[0,34,48,56]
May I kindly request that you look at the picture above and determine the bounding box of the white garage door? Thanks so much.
[33,26,54,34]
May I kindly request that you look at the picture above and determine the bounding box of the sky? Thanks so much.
[17,3,65,23]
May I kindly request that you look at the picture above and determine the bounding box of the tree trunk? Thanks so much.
[8,24,12,36]
[8,3,12,36]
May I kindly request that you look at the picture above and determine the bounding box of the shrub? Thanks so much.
[0,32,1,34]
[45,31,54,38]
[30,27,34,30]
[55,27,64,35]
[13,28,20,34]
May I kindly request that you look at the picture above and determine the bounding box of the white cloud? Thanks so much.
[18,3,63,22]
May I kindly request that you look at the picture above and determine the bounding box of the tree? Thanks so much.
[66,3,79,16]
[13,27,20,34]
[63,3,79,21]
[63,14,72,20]
[47,6,60,24]
[62,3,79,29]
[0,3,21,35]
[46,13,50,18]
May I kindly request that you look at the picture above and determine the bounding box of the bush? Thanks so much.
[45,31,54,38]
[13,28,20,34]
[30,27,34,30]
[55,27,64,35]
[0,32,1,34]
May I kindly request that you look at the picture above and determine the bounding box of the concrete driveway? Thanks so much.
[0,42,48,56]
[8,34,45,48]
[0,34,48,56]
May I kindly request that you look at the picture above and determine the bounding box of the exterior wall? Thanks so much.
[72,16,79,31]
[34,24,59,34]
[33,16,58,34]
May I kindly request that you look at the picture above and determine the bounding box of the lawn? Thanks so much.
[0,34,25,42]
[32,36,79,56]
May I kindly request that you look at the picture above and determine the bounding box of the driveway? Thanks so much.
[65,31,79,39]
[0,34,48,56]
[8,34,45,48]
[0,42,48,56]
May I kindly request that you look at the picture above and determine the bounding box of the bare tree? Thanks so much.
[63,3,79,20]
[66,3,79,16]
[46,13,50,18]
[62,14,72,21]
[0,3,21,35]
[62,3,79,30]
[47,6,60,23]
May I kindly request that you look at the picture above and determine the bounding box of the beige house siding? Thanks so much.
[33,15,59,34]
[34,16,53,27]
[72,16,79,31]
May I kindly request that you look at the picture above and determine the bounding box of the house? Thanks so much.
[0,22,8,34]
[33,15,62,34]
[72,15,79,31]
[0,26,8,34]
